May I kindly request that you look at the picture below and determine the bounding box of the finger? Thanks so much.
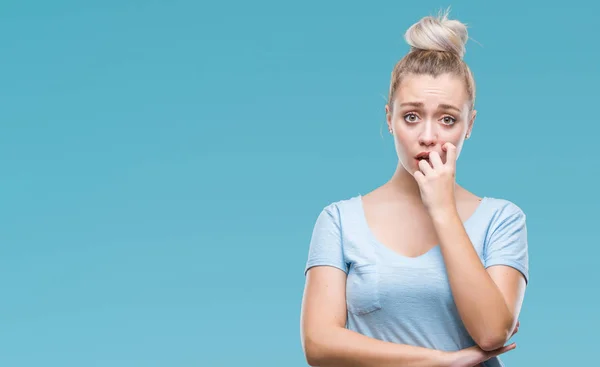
[510,320,520,337]
[429,151,444,169]
[501,343,517,353]
[443,142,457,166]
[487,343,516,358]
[418,158,434,175]
[414,170,425,183]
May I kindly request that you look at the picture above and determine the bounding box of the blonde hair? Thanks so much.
[388,9,476,111]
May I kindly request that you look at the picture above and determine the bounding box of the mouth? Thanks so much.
[414,152,433,167]
[415,152,430,161]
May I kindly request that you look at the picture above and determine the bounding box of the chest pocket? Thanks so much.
[346,264,381,315]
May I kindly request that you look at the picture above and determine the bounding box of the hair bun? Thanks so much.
[404,9,469,59]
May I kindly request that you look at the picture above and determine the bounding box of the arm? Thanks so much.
[413,145,527,352]
[431,208,527,351]
[300,265,450,367]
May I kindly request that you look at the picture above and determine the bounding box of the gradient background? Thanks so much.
[1,1,597,366]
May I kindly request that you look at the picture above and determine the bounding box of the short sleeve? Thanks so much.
[304,205,348,275]
[484,206,529,284]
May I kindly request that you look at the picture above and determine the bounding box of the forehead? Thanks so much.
[394,73,469,108]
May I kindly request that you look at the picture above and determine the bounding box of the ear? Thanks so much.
[385,104,392,131]
[466,109,477,139]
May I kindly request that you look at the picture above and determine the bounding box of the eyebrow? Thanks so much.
[400,102,461,113]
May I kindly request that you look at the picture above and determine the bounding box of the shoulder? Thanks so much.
[316,195,362,217]
[310,195,364,232]
[482,196,528,233]
[483,196,526,218]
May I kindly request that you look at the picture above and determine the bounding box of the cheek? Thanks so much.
[441,132,465,148]
[393,136,416,168]
[394,134,412,155]
[447,142,464,162]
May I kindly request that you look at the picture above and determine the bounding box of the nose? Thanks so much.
[418,120,438,147]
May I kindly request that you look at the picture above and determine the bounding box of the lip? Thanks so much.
[414,151,445,166]
[414,156,430,168]
[415,152,432,159]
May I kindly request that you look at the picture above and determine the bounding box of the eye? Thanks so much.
[404,113,419,123]
[441,116,457,125]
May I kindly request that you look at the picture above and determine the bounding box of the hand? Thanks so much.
[444,320,520,367]
[413,142,457,215]
[445,344,516,367]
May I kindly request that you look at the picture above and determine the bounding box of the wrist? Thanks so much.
[429,205,459,224]
[436,350,455,367]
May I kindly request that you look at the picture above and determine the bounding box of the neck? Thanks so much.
[384,165,422,201]
[384,164,462,202]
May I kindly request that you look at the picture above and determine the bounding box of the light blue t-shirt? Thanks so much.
[304,195,529,367]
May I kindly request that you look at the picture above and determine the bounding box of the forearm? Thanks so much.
[432,208,513,350]
[305,327,449,367]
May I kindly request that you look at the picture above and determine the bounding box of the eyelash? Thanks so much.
[403,112,457,126]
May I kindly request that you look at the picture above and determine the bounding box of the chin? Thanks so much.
[398,160,417,176]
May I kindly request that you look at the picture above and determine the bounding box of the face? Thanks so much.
[385,72,476,175]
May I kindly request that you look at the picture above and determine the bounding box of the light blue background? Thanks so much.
[1,1,597,366]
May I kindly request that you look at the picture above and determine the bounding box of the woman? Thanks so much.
[300,11,529,367]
